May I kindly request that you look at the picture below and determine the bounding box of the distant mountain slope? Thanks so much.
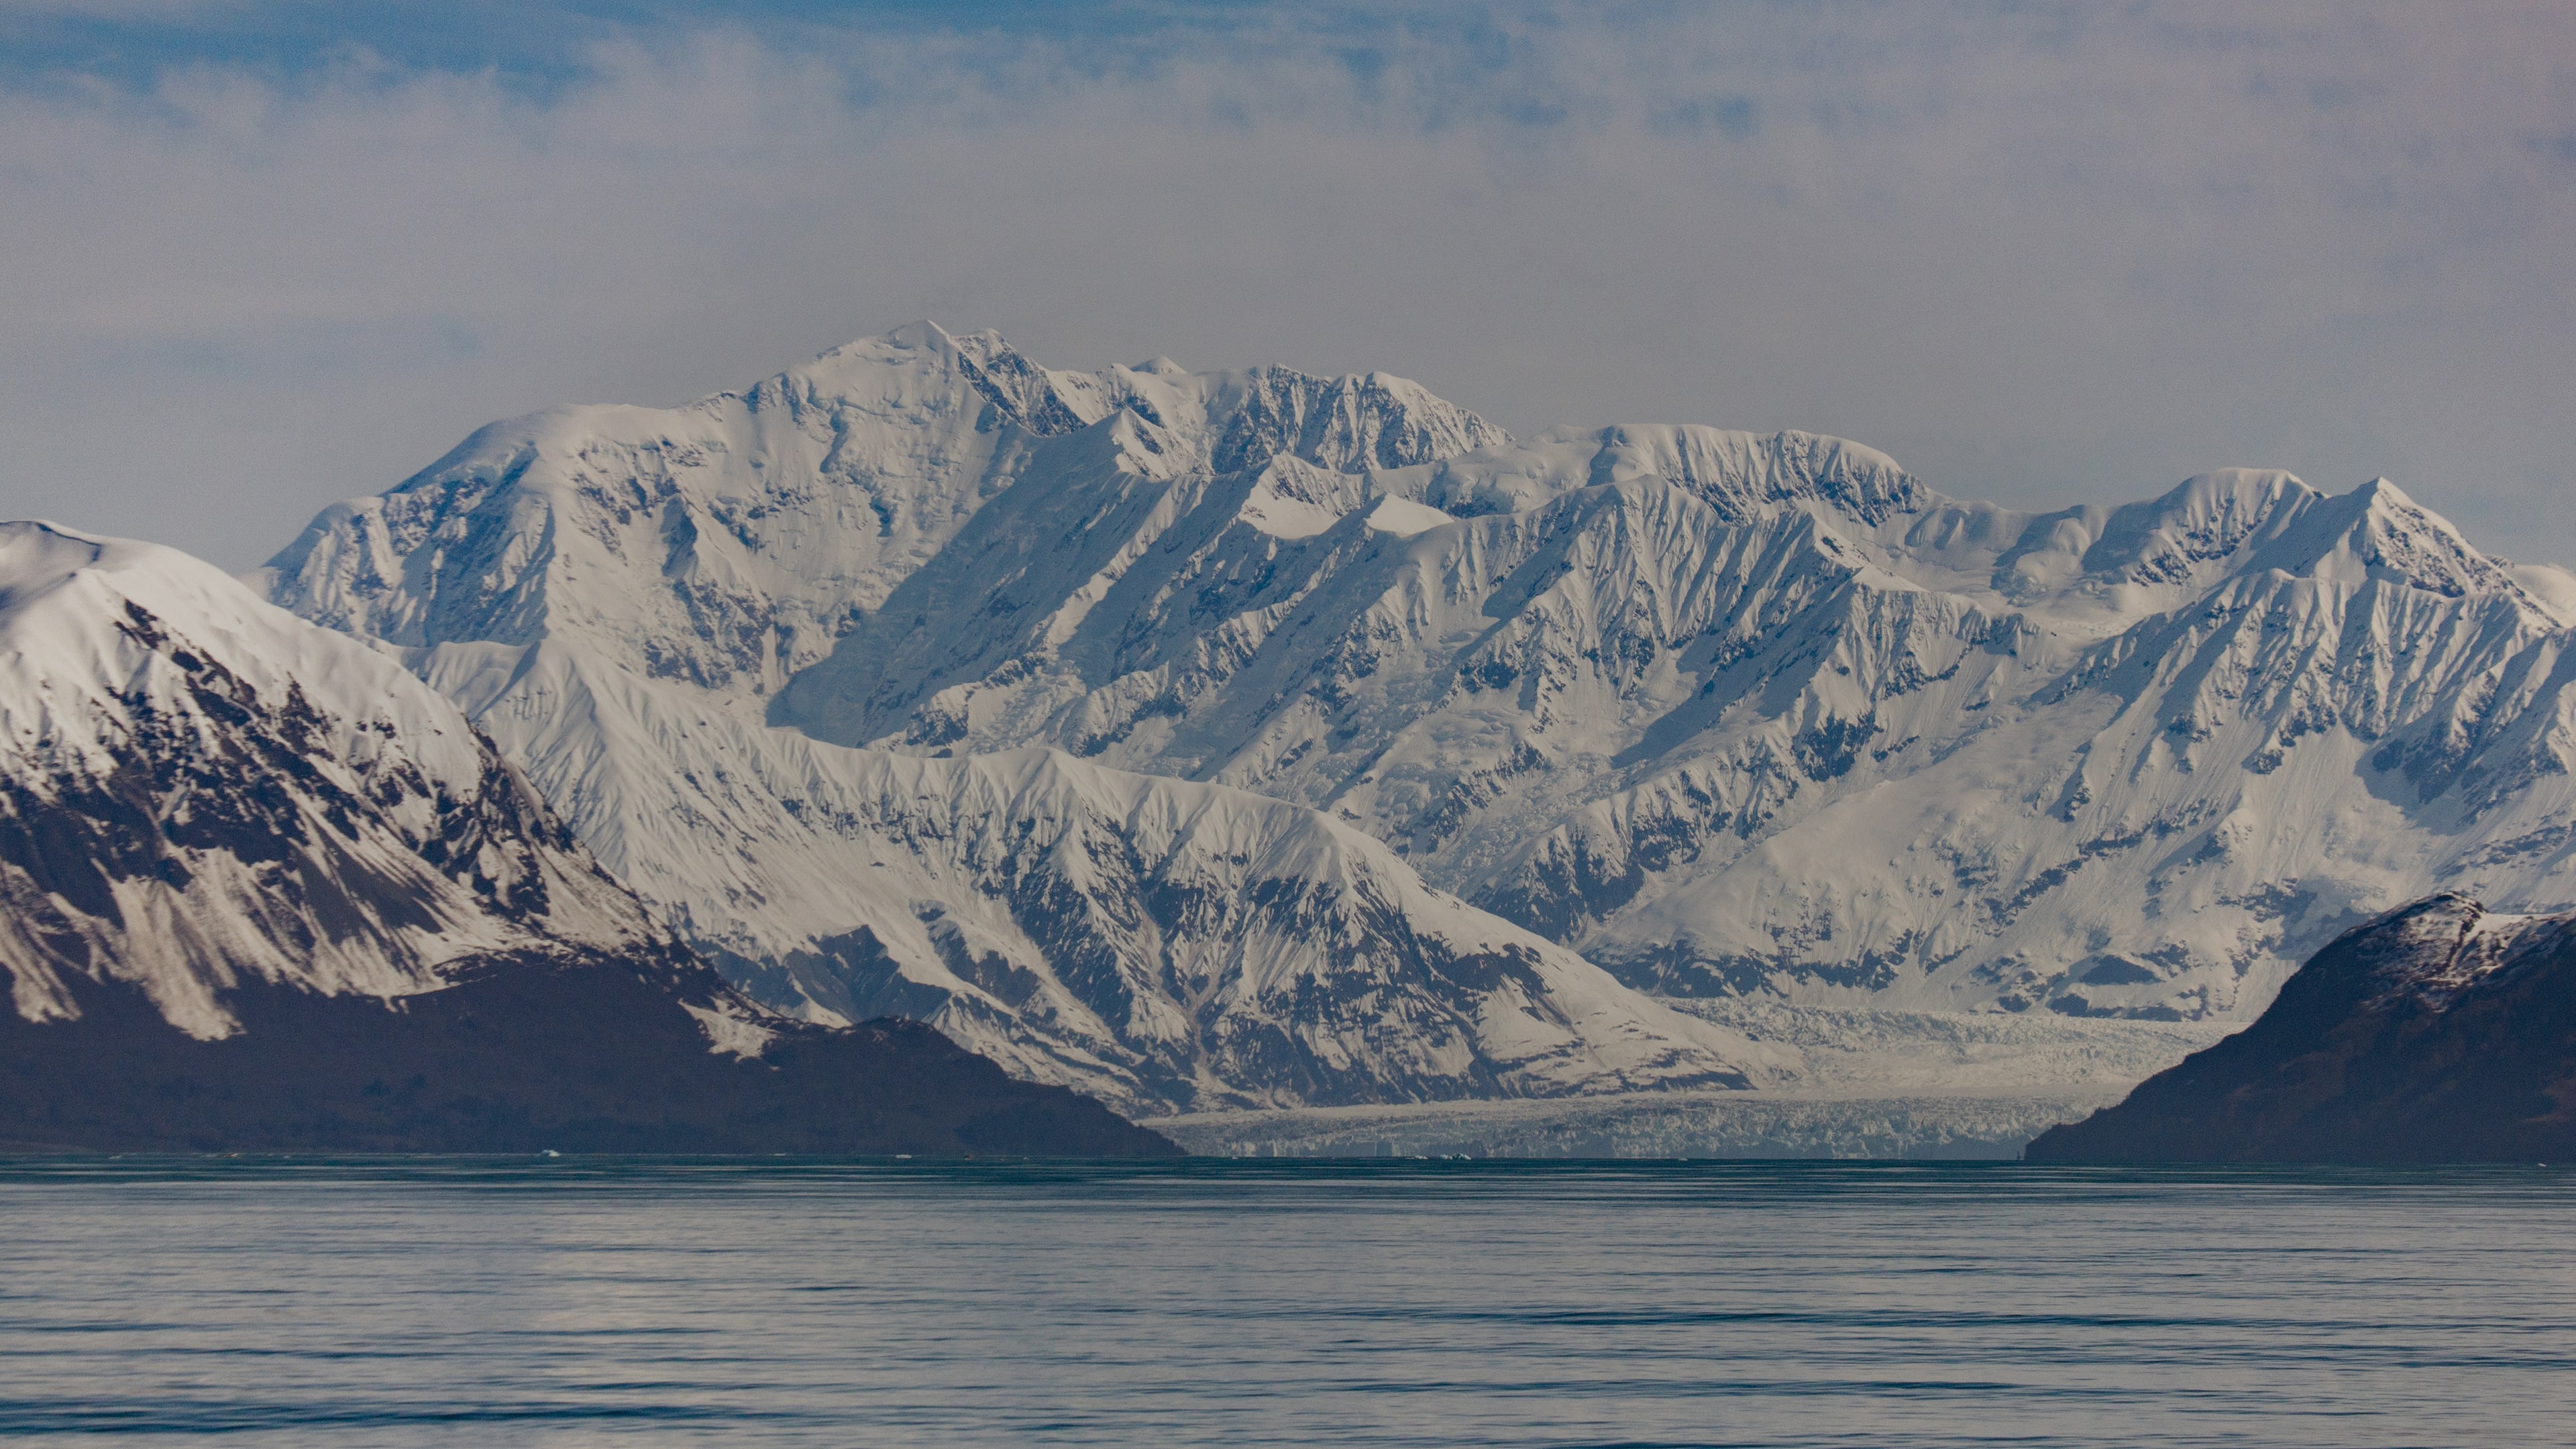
[260,323,2576,1091]
[409,639,1778,1116]
[2025,895,2576,1162]
[254,325,1774,1115]
[0,521,1171,1155]
[767,410,2576,1026]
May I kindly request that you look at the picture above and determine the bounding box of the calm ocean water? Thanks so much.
[0,1159,2568,1446]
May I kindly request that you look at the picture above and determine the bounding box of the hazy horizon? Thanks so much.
[4,1,2571,569]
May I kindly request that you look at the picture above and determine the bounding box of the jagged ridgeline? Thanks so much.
[254,322,2576,1114]
[0,522,1171,1154]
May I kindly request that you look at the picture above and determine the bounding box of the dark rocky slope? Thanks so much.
[0,945,1177,1155]
[2026,895,2576,1162]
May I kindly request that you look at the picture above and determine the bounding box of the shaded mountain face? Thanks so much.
[2025,895,2576,1162]
[0,948,1176,1156]
[259,323,2576,1103]
[0,521,1172,1155]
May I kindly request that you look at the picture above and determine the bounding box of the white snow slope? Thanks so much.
[260,322,2576,1110]
[257,325,1760,1114]
[0,522,672,1039]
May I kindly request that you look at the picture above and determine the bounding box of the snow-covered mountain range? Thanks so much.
[252,322,2576,1114]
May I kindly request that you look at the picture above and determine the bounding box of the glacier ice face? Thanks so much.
[259,322,2576,1109]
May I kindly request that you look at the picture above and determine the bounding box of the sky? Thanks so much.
[2,1,2571,571]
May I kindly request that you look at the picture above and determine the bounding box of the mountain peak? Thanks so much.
[2267,474,2519,599]
[2,521,669,1040]
[879,318,958,350]
[0,519,111,608]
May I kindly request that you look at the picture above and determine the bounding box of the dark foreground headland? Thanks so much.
[2028,894,2576,1163]
[0,948,1180,1157]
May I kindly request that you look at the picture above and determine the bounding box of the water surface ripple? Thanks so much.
[1,1159,2567,1446]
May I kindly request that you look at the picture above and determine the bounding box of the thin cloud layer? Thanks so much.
[1,2,2571,568]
